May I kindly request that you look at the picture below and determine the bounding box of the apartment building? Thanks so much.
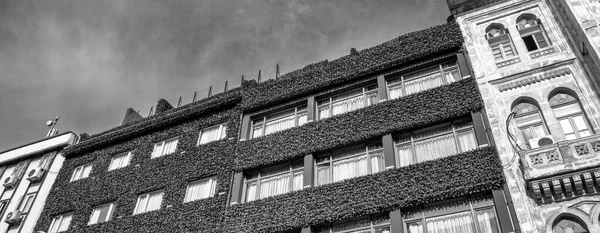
[0,129,77,233]
[448,0,600,232]
[35,21,517,233]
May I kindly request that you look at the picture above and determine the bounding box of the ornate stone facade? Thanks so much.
[450,0,600,232]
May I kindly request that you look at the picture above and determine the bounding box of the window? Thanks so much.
[151,138,178,158]
[18,193,35,213]
[89,202,115,225]
[395,119,478,167]
[550,92,592,140]
[553,216,589,233]
[486,24,516,60]
[405,197,500,233]
[198,124,228,144]
[244,160,303,202]
[317,85,379,120]
[108,152,132,171]
[134,190,164,214]
[70,163,93,182]
[48,213,73,233]
[316,142,384,186]
[184,177,217,203]
[512,101,549,148]
[314,213,390,233]
[252,106,307,138]
[517,14,550,52]
[0,200,8,217]
[387,61,461,100]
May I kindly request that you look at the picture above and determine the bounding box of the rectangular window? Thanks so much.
[151,138,179,158]
[198,124,228,145]
[395,119,477,167]
[89,202,115,225]
[387,61,461,100]
[317,85,379,120]
[48,213,73,233]
[70,163,93,182]
[251,106,308,138]
[244,160,303,202]
[488,35,516,60]
[0,200,8,217]
[520,26,549,52]
[316,142,384,186]
[134,190,164,215]
[314,213,390,233]
[18,193,36,213]
[184,177,217,203]
[404,197,500,233]
[108,152,132,171]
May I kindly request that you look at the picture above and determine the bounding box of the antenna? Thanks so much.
[148,106,154,117]
[276,63,280,79]
[240,75,245,85]
[208,86,213,97]
[258,69,262,83]
[224,80,228,92]
[45,116,60,138]
[192,91,197,102]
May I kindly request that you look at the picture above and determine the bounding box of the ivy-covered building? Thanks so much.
[35,21,518,233]
[449,0,600,232]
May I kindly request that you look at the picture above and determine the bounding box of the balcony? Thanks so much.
[519,134,600,204]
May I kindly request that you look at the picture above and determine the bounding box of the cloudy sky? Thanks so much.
[0,0,450,150]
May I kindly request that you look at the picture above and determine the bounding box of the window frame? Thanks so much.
[70,163,93,182]
[315,141,384,186]
[184,176,217,203]
[151,137,179,159]
[550,94,592,140]
[316,84,379,120]
[18,193,36,213]
[133,190,164,215]
[517,17,550,52]
[197,124,228,145]
[251,105,308,139]
[0,200,8,218]
[315,213,390,233]
[512,101,550,147]
[486,26,517,60]
[386,60,461,100]
[394,119,477,168]
[108,151,132,171]
[242,160,304,202]
[48,212,73,233]
[88,202,116,225]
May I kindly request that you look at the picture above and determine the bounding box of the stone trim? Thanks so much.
[529,168,600,204]
[497,67,572,92]
[496,57,521,68]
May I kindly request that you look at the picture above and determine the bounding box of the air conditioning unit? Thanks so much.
[529,135,555,149]
[26,167,45,182]
[4,210,22,225]
[2,175,19,188]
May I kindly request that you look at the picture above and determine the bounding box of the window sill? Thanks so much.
[495,56,521,68]
[528,46,556,59]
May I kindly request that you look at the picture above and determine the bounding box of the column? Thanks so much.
[493,188,516,233]
[301,227,311,233]
[230,172,244,205]
[382,134,396,170]
[457,50,473,78]
[239,114,251,141]
[304,154,314,188]
[471,111,490,147]
[307,96,316,122]
[377,74,388,102]
[390,209,404,233]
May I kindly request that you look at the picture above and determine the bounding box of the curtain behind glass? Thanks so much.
[89,208,101,224]
[426,211,475,233]
[397,145,413,167]
[318,106,330,120]
[389,84,403,100]
[370,153,385,173]
[259,173,290,199]
[332,155,368,182]
[58,215,72,232]
[317,164,331,186]
[200,126,220,144]
[82,165,92,178]
[476,209,500,233]
[135,195,148,214]
[185,179,215,202]
[293,171,303,191]
[265,115,296,136]
[332,95,365,116]
[146,192,163,212]
[407,222,424,233]
[245,182,257,202]
[405,72,443,96]
[109,153,130,170]
[457,130,477,152]
[414,134,457,163]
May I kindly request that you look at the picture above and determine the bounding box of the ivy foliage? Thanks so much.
[241,22,463,112]
[235,78,482,171]
[224,147,504,233]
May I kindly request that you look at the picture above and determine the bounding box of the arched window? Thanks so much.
[486,23,516,60]
[552,216,589,233]
[516,14,550,52]
[549,92,592,140]
[512,101,548,148]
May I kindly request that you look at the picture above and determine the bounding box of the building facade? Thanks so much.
[35,22,518,233]
[0,131,77,233]
[449,0,600,232]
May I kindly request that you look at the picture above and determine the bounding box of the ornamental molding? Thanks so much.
[496,67,572,92]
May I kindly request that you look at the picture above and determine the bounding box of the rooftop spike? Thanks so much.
[208,86,213,97]
[224,80,228,92]
[177,96,182,107]
[192,91,197,102]
[276,63,280,79]
[258,69,262,83]
[148,106,154,117]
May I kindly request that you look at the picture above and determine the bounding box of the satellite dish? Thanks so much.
[46,120,54,126]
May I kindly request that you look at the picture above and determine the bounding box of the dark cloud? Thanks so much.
[0,0,449,150]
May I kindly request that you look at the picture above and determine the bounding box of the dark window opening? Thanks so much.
[523,35,539,51]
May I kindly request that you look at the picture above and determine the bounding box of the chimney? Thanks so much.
[121,108,144,126]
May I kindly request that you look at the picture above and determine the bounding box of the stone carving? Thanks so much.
[574,143,590,156]
[497,67,572,92]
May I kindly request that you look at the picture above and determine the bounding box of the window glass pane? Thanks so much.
[252,126,263,138]
[560,119,575,135]
[331,95,365,116]
[553,103,582,118]
[374,226,391,233]
[407,222,424,233]
[59,214,72,232]
[220,125,227,139]
[458,129,478,152]
[152,143,163,157]
[414,123,452,139]
[388,83,403,100]
[292,171,303,191]
[332,155,368,182]
[185,178,216,202]
[366,91,379,106]
[245,182,257,202]
[523,35,539,51]
[331,216,371,232]
[404,72,444,96]
[534,33,548,48]
[397,145,414,167]
[573,115,590,132]
[502,42,514,57]
[492,45,503,60]
[109,152,131,171]
[444,68,460,83]
[135,195,148,214]
[476,208,500,233]
[82,165,92,178]
[258,172,290,199]
[165,139,178,154]
[370,152,385,173]
[297,111,308,126]
[146,192,163,212]
[264,114,296,136]
[520,128,534,142]
[425,211,475,233]
[414,134,457,163]
[316,164,331,186]
[318,105,330,120]
[531,125,547,138]
[515,113,543,127]
[332,88,364,102]
[199,126,221,144]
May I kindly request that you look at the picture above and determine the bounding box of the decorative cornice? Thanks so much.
[497,67,572,92]
[496,57,521,68]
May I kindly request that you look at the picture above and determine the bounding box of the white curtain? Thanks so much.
[444,68,460,83]
[397,145,413,167]
[332,95,365,116]
[259,173,290,199]
[407,222,424,233]
[370,152,385,173]
[264,115,296,135]
[82,165,92,178]
[58,214,72,232]
[252,126,263,138]
[199,126,221,144]
[152,143,163,157]
[457,130,478,152]
[388,84,403,100]
[316,164,331,186]
[414,134,457,163]
[297,112,308,126]
[426,211,475,233]
[332,155,368,182]
[146,192,163,212]
[245,182,257,202]
[476,209,500,233]
[135,195,148,214]
[163,139,178,155]
[405,72,444,96]
[185,178,216,202]
[109,153,131,170]
[292,171,303,191]
[89,208,101,224]
[366,91,379,105]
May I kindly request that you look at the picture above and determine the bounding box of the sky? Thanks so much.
[0,0,451,151]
